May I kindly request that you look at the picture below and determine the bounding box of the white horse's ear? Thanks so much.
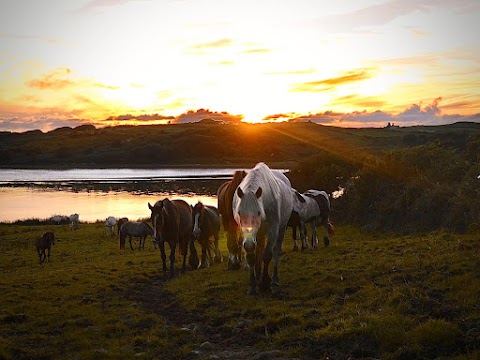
[237,187,244,198]
[256,187,262,198]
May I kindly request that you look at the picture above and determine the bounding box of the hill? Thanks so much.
[1,121,479,168]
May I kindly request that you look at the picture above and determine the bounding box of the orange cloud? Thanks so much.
[27,67,118,91]
[291,68,374,92]
[27,68,74,90]
[190,38,233,49]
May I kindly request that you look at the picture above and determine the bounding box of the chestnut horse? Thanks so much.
[36,231,55,264]
[191,201,222,268]
[217,170,247,270]
[148,199,197,278]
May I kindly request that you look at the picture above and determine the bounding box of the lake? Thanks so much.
[0,168,252,223]
[0,167,288,223]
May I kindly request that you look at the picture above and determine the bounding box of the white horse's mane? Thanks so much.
[237,162,291,217]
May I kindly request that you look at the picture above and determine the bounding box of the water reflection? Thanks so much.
[0,187,217,223]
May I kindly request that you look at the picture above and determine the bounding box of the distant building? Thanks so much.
[385,122,400,129]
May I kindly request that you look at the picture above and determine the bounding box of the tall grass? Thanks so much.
[1,222,479,359]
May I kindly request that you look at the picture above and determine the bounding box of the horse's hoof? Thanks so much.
[293,246,298,252]
[324,237,330,247]
[214,255,222,264]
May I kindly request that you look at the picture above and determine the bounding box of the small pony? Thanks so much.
[119,221,154,251]
[117,217,129,235]
[69,213,79,230]
[105,216,116,236]
[191,201,222,268]
[35,231,55,264]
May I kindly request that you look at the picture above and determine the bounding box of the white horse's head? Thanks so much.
[234,186,265,254]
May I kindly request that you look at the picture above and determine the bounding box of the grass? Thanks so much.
[1,222,480,359]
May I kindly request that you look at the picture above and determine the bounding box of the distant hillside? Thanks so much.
[1,121,479,168]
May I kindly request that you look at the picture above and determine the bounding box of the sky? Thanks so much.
[0,0,479,132]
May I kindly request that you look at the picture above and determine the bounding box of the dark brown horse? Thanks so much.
[217,170,247,270]
[148,199,197,278]
[35,231,55,264]
[117,217,129,235]
[191,201,222,268]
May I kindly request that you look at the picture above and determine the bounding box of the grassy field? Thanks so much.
[1,222,480,359]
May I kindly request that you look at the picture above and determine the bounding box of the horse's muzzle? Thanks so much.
[243,238,256,253]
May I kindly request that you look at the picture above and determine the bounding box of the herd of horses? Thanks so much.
[37,162,334,294]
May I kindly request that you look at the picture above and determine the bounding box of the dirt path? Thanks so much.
[124,275,290,360]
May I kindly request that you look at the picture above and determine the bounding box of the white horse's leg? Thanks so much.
[272,226,286,287]
[300,221,308,250]
[311,219,318,248]
[260,228,278,291]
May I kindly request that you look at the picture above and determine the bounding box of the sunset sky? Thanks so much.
[0,0,479,132]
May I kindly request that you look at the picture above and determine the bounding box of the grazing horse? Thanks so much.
[119,221,154,251]
[35,231,55,264]
[217,170,247,270]
[290,190,322,251]
[303,189,334,247]
[50,215,63,225]
[105,216,116,236]
[148,199,197,278]
[233,162,294,295]
[69,213,79,230]
[191,201,222,268]
[117,217,129,235]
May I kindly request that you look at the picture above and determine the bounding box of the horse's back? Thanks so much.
[205,205,221,231]
[170,199,193,232]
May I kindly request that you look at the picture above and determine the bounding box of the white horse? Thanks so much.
[69,213,79,230]
[105,216,116,236]
[50,215,63,225]
[233,162,294,295]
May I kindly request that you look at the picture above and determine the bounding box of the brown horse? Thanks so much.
[148,199,197,278]
[35,231,55,264]
[217,170,247,270]
[191,201,222,268]
[117,217,129,235]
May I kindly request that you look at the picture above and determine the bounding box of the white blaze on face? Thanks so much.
[193,212,201,238]
[152,213,160,241]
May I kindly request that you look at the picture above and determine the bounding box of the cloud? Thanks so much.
[27,68,118,91]
[75,0,130,14]
[103,109,242,125]
[174,109,243,124]
[285,98,479,127]
[27,68,74,90]
[106,113,174,121]
[316,0,470,33]
[291,69,374,92]
[0,116,90,133]
[190,38,233,50]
